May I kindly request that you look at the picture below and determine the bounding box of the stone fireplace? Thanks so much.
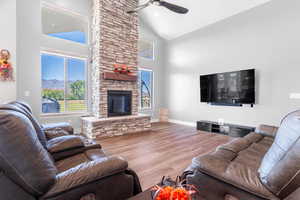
[81,0,151,139]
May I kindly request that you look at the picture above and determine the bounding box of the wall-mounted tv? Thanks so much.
[200,69,255,106]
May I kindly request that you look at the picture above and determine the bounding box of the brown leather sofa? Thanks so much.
[183,110,300,200]
[0,101,141,200]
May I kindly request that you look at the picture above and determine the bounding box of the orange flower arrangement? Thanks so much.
[113,64,135,75]
[152,177,198,200]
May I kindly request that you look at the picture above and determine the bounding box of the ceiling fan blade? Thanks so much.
[127,2,151,14]
[159,1,189,14]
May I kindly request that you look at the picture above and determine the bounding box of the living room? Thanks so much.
[0,0,300,200]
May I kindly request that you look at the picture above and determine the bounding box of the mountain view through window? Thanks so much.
[42,53,87,113]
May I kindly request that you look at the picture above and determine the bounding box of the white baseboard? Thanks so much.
[168,119,196,127]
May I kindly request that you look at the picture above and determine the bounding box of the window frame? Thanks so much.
[41,2,90,46]
[138,39,155,61]
[41,51,89,116]
[139,68,154,111]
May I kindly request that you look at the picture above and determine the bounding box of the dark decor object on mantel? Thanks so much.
[197,120,255,137]
[108,90,132,117]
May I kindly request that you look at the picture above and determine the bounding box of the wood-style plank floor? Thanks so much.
[97,122,232,190]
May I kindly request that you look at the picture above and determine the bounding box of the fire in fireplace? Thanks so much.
[108,90,132,117]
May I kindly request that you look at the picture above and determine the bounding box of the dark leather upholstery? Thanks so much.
[1,101,101,161]
[43,156,128,198]
[0,102,142,200]
[42,122,74,136]
[0,103,48,148]
[183,111,300,200]
[47,135,85,153]
[259,110,300,199]
[0,110,57,196]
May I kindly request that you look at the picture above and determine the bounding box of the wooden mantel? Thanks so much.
[103,72,137,82]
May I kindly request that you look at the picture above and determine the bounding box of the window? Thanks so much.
[138,40,154,60]
[41,53,87,113]
[42,6,88,44]
[139,69,153,109]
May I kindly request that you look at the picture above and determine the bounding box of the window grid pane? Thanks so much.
[138,40,154,60]
[42,7,88,44]
[66,58,87,112]
[140,70,153,109]
[41,53,87,114]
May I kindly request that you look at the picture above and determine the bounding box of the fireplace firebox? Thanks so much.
[108,90,132,117]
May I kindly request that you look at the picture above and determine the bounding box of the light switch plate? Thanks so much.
[24,91,30,97]
[290,93,300,99]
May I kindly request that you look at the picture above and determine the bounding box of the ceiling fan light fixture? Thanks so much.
[127,0,189,14]
[152,1,161,6]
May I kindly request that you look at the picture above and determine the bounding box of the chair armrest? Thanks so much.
[47,135,85,153]
[42,122,74,135]
[43,156,128,198]
[255,124,278,137]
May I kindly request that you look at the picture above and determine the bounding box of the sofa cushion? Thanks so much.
[258,110,300,198]
[192,133,276,199]
[55,149,106,173]
[0,103,48,148]
[44,129,70,140]
[47,136,85,153]
[44,156,128,199]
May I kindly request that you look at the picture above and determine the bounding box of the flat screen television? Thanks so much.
[200,69,255,106]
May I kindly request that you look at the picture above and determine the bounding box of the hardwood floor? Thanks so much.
[97,122,233,190]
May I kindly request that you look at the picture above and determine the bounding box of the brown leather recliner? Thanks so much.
[183,110,300,200]
[4,101,102,161]
[0,102,142,200]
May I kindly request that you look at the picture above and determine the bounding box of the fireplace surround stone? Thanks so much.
[81,0,151,138]
[82,115,151,139]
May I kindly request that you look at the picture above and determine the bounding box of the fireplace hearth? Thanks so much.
[108,90,132,117]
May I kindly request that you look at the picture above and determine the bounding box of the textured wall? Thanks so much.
[92,0,139,118]
[82,115,151,139]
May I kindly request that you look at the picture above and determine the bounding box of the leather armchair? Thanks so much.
[183,110,300,200]
[2,101,101,161]
[0,102,141,200]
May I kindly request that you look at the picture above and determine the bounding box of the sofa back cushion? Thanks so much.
[258,110,300,198]
[0,102,48,148]
[0,110,57,196]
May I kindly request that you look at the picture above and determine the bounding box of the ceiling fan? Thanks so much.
[127,0,189,14]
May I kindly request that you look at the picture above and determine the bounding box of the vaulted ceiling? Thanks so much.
[139,0,272,40]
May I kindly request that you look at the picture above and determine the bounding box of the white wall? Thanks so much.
[16,0,42,117]
[0,0,17,103]
[43,0,92,16]
[139,19,166,120]
[164,0,300,127]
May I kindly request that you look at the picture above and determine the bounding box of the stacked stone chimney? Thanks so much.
[81,0,151,139]
[91,0,139,118]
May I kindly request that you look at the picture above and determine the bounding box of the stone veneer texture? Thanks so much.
[82,0,151,139]
[91,0,139,118]
[82,115,151,139]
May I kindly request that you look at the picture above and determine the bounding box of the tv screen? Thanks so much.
[200,69,255,105]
